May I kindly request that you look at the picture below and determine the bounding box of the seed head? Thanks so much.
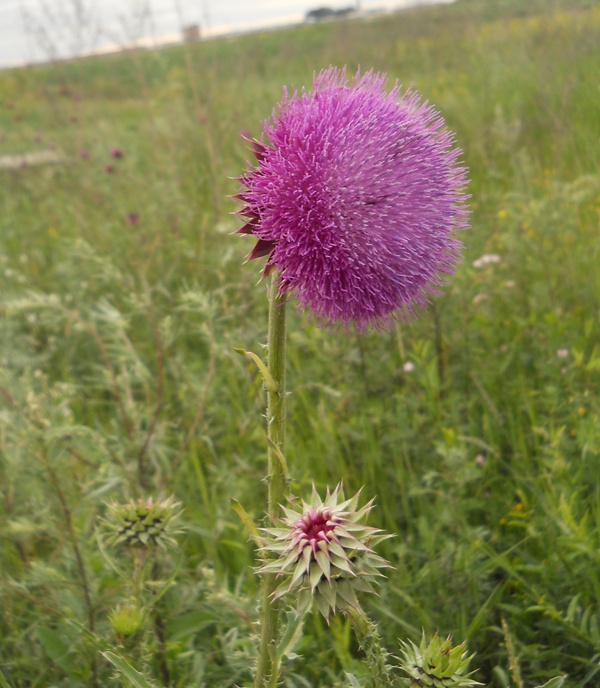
[259,485,391,620]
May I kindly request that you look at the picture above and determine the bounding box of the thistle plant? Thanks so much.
[101,496,183,609]
[236,66,469,687]
[100,496,183,675]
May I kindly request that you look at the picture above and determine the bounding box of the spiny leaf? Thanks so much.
[102,651,160,688]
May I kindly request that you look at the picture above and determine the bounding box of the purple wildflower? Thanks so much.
[126,212,139,225]
[259,485,391,620]
[236,67,469,330]
[110,148,124,159]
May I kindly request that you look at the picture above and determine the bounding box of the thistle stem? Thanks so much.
[255,271,289,688]
[347,606,396,688]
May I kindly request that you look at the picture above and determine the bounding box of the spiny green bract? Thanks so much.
[259,484,391,620]
[398,633,482,688]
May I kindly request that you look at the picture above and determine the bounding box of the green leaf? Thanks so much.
[344,673,364,688]
[533,677,567,688]
[566,593,581,622]
[276,606,309,662]
[231,498,263,547]
[95,529,126,578]
[166,610,218,639]
[234,347,278,392]
[0,671,14,688]
[143,556,182,608]
[266,436,289,479]
[101,651,159,688]
[35,627,77,674]
[491,666,510,688]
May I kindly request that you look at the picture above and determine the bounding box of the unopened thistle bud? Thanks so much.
[259,484,391,620]
[103,496,183,550]
[398,633,481,688]
[110,604,145,637]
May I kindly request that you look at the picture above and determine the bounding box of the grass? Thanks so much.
[0,0,599,685]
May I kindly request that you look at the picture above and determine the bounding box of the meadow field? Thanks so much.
[1,0,599,685]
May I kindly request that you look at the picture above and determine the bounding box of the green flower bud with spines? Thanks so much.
[110,604,145,637]
[102,496,183,550]
[398,633,482,688]
[259,484,391,621]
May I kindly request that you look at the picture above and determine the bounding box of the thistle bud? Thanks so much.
[103,496,183,550]
[109,604,144,637]
[259,484,391,620]
[398,633,481,688]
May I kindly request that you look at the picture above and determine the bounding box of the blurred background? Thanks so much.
[1,0,457,68]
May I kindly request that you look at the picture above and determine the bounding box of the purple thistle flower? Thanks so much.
[259,484,391,620]
[110,148,124,159]
[236,67,469,330]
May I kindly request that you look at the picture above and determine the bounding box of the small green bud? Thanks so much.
[110,605,144,637]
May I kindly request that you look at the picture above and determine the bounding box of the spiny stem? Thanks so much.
[347,606,396,688]
[265,273,289,513]
[255,272,289,688]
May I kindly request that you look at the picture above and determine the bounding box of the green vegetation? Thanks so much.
[0,0,599,685]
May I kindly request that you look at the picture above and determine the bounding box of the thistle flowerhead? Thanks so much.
[398,633,482,688]
[236,66,469,330]
[103,496,183,550]
[259,485,391,620]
